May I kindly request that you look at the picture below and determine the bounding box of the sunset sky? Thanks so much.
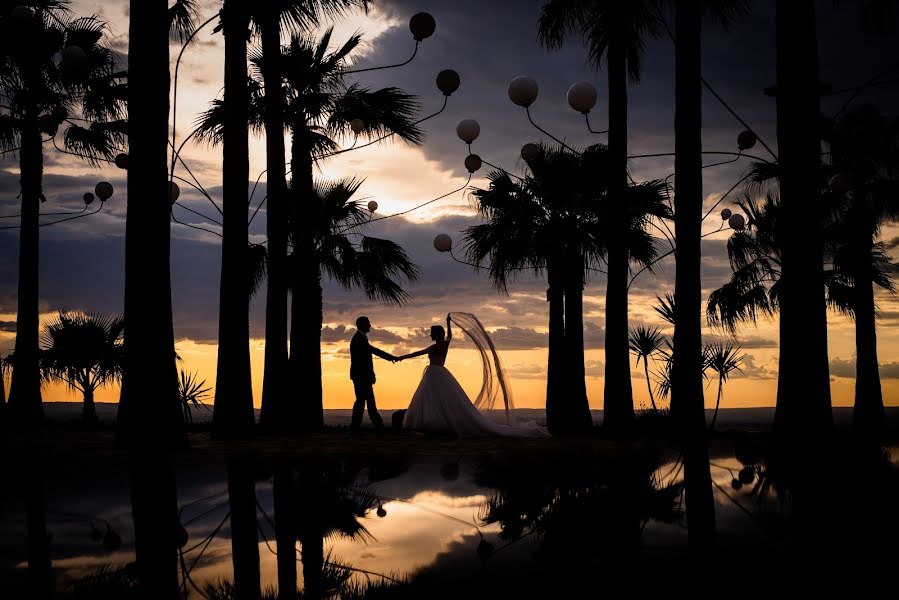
[2,0,899,411]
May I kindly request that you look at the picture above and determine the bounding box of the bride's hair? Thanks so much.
[447,312,514,423]
[430,325,445,340]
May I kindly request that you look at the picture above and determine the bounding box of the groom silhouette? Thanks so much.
[349,316,397,432]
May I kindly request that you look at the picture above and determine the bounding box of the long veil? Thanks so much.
[447,312,514,425]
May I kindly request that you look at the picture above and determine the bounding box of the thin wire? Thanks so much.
[832,63,899,120]
[524,106,581,155]
[344,41,419,74]
[700,172,754,222]
[0,205,88,219]
[653,9,778,162]
[171,210,223,238]
[629,150,770,164]
[247,195,267,227]
[173,200,223,226]
[584,113,608,134]
[627,224,728,289]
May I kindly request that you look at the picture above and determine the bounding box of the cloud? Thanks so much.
[830,357,855,378]
[732,354,777,380]
[487,327,546,350]
[0,320,14,333]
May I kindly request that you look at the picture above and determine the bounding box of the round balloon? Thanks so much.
[433,233,452,253]
[456,119,480,143]
[464,154,482,173]
[508,76,538,107]
[114,153,129,170]
[520,143,541,162]
[83,192,95,205]
[721,208,732,220]
[95,181,113,201]
[367,200,378,213]
[169,181,181,204]
[436,69,460,96]
[829,173,851,195]
[350,118,364,134]
[409,12,436,41]
[728,213,746,231]
[567,81,597,114]
[737,130,757,151]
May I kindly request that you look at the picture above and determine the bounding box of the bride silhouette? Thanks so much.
[397,313,548,437]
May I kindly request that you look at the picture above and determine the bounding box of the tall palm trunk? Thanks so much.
[213,0,255,438]
[117,0,183,447]
[642,360,657,412]
[602,40,634,432]
[545,256,565,434]
[273,461,297,599]
[563,245,592,432]
[671,0,706,440]
[8,122,43,425]
[227,458,261,600]
[259,10,290,430]
[773,0,832,442]
[853,249,885,439]
[289,133,324,430]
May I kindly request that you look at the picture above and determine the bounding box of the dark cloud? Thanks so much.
[0,321,14,332]
[487,326,546,350]
[732,354,777,380]
[830,358,855,379]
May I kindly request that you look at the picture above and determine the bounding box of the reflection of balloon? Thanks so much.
[477,539,495,560]
[436,69,460,96]
[738,467,755,484]
[409,12,436,41]
[169,181,181,204]
[728,213,745,231]
[737,130,757,150]
[520,143,541,162]
[456,119,480,143]
[95,181,113,201]
[114,153,129,169]
[433,233,452,253]
[508,75,538,107]
[464,154,482,173]
[175,524,189,548]
[721,208,732,221]
[829,173,851,195]
[83,192,95,205]
[376,506,387,518]
[39,193,46,203]
[567,81,597,114]
[731,478,743,490]
[350,118,364,134]
[367,200,378,213]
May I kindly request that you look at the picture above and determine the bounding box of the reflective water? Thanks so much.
[3,440,898,598]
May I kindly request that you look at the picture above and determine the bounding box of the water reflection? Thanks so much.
[2,440,898,597]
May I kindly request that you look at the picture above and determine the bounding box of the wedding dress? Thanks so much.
[402,313,548,438]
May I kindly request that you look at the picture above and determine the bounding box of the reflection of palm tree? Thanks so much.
[628,326,666,412]
[38,311,124,426]
[227,458,261,600]
[1,3,127,424]
[538,1,661,432]
[703,342,745,429]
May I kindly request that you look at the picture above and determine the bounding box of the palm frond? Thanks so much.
[169,0,200,43]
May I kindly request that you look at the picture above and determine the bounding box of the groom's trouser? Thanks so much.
[351,381,384,430]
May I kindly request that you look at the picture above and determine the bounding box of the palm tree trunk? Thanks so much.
[227,457,261,600]
[213,0,255,439]
[682,438,716,557]
[24,459,51,599]
[853,259,885,440]
[8,121,44,425]
[643,361,656,412]
[128,453,180,598]
[563,245,592,432]
[545,258,565,434]
[773,0,832,443]
[259,9,290,431]
[117,0,184,447]
[671,0,706,440]
[710,378,723,429]
[273,461,297,599]
[602,40,634,432]
[288,133,324,431]
[82,385,99,427]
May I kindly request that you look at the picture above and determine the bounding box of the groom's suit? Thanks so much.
[349,330,391,430]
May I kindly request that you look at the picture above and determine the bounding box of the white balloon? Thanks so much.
[521,143,541,162]
[508,76,538,107]
[433,233,452,253]
[456,119,480,143]
[728,213,746,231]
[567,81,597,114]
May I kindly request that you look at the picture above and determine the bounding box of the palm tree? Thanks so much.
[195,27,420,430]
[178,369,211,424]
[826,105,899,440]
[116,1,195,447]
[538,1,662,432]
[211,0,255,440]
[293,177,419,425]
[38,311,124,426]
[773,0,832,442]
[628,325,667,412]
[251,0,371,433]
[703,341,744,429]
[465,144,608,434]
[1,3,127,425]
